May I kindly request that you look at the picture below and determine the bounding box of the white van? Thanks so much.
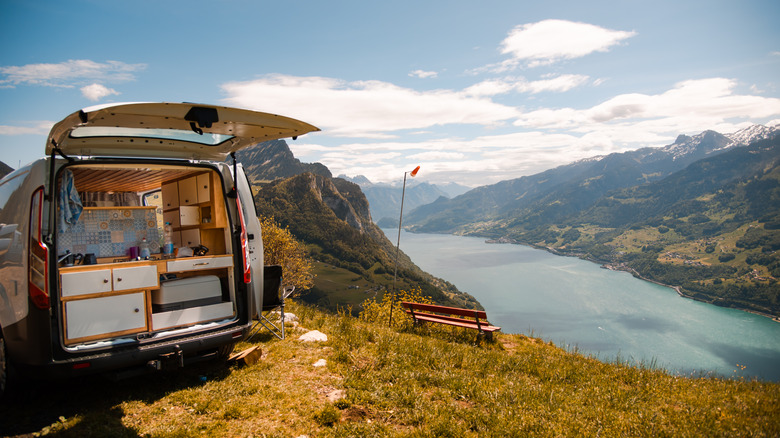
[0,102,318,396]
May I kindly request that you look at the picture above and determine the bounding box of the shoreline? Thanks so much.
[510,240,780,324]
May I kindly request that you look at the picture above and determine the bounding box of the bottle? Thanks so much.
[163,222,174,257]
[139,237,151,260]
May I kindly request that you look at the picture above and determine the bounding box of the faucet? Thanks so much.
[57,250,72,264]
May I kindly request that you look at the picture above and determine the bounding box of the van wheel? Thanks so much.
[217,343,235,361]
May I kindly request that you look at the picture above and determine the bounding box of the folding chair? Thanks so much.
[252,265,294,340]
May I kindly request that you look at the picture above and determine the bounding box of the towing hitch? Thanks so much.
[148,345,184,371]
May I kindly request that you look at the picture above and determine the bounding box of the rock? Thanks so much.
[313,359,327,367]
[299,330,328,342]
[326,389,345,402]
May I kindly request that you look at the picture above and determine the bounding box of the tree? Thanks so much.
[260,215,314,295]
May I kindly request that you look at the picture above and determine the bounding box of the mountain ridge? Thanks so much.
[406,125,778,234]
[405,125,780,317]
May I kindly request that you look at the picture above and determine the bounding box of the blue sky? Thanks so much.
[1,0,779,186]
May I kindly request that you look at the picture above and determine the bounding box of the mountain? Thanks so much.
[338,175,471,225]
[406,125,780,317]
[230,140,479,311]
[234,139,332,182]
[252,172,480,312]
[407,126,777,234]
[0,160,13,179]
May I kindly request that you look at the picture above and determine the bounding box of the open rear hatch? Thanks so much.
[47,102,319,161]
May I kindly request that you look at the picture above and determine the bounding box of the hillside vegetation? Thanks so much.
[252,172,480,313]
[408,132,780,318]
[2,301,777,437]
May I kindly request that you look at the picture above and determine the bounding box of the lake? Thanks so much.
[383,229,780,382]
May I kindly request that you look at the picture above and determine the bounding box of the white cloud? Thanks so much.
[221,74,520,137]
[0,121,54,136]
[466,74,592,97]
[0,59,146,87]
[409,70,438,79]
[285,77,780,186]
[496,19,636,70]
[408,151,465,161]
[515,78,780,131]
[80,83,120,101]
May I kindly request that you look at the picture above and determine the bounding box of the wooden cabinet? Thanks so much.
[113,265,158,291]
[59,256,236,344]
[178,175,199,206]
[161,170,227,255]
[178,205,200,227]
[161,181,179,209]
[180,228,201,247]
[166,254,233,272]
[65,293,147,341]
[60,264,158,345]
[196,173,211,203]
[61,269,112,298]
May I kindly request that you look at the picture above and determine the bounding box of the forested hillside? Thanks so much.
[251,171,480,312]
[408,130,780,317]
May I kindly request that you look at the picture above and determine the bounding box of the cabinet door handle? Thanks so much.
[103,279,109,283]
[117,277,122,282]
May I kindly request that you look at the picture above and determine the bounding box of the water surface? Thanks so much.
[385,229,780,381]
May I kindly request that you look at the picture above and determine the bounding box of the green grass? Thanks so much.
[2,301,778,437]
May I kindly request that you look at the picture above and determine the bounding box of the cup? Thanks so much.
[128,246,139,260]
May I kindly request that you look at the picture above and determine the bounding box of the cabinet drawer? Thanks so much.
[113,265,158,291]
[167,255,233,272]
[65,292,147,341]
[61,269,112,298]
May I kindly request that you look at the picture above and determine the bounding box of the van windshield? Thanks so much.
[70,127,234,146]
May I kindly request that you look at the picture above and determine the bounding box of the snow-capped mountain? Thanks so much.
[727,124,780,146]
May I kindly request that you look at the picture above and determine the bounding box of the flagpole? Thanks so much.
[389,165,419,327]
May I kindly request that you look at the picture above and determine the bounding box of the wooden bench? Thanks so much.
[401,302,501,339]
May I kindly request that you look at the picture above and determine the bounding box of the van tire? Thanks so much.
[217,343,235,361]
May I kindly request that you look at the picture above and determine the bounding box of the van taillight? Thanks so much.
[29,187,49,309]
[235,195,251,284]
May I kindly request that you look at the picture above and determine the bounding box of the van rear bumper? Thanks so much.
[22,324,250,380]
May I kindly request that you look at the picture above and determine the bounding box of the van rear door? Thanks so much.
[234,164,264,317]
[46,103,319,161]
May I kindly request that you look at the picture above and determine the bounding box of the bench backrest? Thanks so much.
[402,302,487,320]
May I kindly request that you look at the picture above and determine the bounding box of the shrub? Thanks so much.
[260,215,315,294]
[359,287,432,329]
[313,404,341,426]
[718,253,736,263]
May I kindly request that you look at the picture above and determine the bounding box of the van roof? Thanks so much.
[46,102,320,161]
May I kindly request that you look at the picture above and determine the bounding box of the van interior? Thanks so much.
[55,163,237,348]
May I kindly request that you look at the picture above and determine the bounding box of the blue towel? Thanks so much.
[59,169,83,232]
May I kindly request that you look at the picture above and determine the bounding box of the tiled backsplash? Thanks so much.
[59,207,160,258]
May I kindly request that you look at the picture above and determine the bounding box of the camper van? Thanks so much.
[0,102,319,396]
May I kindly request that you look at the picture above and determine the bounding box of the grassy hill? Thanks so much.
[2,301,777,437]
